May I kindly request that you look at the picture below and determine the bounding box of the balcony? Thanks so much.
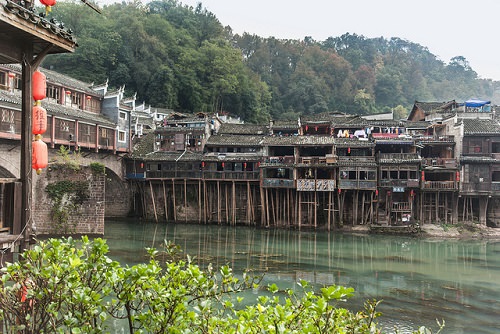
[461,182,492,193]
[262,178,295,188]
[297,179,335,191]
[392,202,411,212]
[422,181,457,191]
[338,179,377,190]
[378,153,420,162]
[379,179,419,188]
[261,156,295,165]
[422,158,457,168]
[203,171,260,181]
[298,156,327,165]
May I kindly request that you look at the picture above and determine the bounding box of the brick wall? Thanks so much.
[33,165,105,236]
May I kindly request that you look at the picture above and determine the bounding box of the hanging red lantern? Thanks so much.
[32,136,48,175]
[32,70,46,101]
[338,189,342,194]
[305,125,309,131]
[410,189,415,197]
[347,147,351,154]
[421,171,425,181]
[221,162,225,168]
[375,189,378,196]
[32,103,47,135]
[201,161,205,168]
[8,72,15,79]
[40,0,56,14]
[140,162,144,169]
[243,162,247,169]
[456,171,460,181]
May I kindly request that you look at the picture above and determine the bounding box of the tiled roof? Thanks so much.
[463,119,500,135]
[0,89,114,126]
[334,138,376,148]
[129,132,155,158]
[202,153,263,162]
[218,123,268,135]
[271,119,298,129]
[460,156,497,163]
[5,64,100,96]
[156,127,205,134]
[206,134,264,146]
[415,101,456,113]
[141,150,204,162]
[262,135,336,146]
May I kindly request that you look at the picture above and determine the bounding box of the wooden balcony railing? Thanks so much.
[422,181,457,190]
[262,178,295,188]
[392,202,411,212]
[378,153,420,161]
[263,156,295,165]
[422,158,457,168]
[338,179,377,190]
[296,179,335,191]
[379,179,419,188]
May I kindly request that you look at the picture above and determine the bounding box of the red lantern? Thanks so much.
[456,171,460,181]
[32,136,48,175]
[421,171,425,181]
[375,189,378,196]
[243,162,247,169]
[347,147,351,154]
[140,162,144,169]
[8,72,15,79]
[40,0,56,13]
[32,103,47,135]
[201,161,205,168]
[221,162,225,168]
[32,70,46,101]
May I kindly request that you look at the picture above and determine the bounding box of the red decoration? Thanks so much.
[421,171,425,181]
[456,171,460,181]
[243,162,247,169]
[375,189,378,196]
[221,162,225,168]
[8,72,15,79]
[201,161,205,168]
[140,162,144,169]
[347,147,351,154]
[32,70,46,101]
[32,136,48,175]
[410,189,415,197]
[305,125,309,131]
[65,90,72,95]
[32,104,47,135]
[40,0,56,13]
[86,96,92,100]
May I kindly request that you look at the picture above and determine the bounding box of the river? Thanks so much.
[104,220,500,333]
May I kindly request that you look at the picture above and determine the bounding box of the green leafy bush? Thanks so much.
[0,237,441,333]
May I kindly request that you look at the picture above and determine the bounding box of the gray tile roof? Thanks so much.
[141,151,204,162]
[0,89,114,126]
[206,134,264,146]
[218,123,268,135]
[463,119,500,135]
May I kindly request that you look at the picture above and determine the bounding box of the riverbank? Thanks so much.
[347,223,500,239]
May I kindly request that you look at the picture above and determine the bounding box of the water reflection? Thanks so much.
[105,220,500,334]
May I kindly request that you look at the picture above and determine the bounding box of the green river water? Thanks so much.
[104,220,500,333]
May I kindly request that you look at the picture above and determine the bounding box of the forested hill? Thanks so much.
[42,0,500,122]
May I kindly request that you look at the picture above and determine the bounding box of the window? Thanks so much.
[0,72,6,88]
[72,92,82,108]
[47,85,60,100]
[119,111,127,120]
[118,130,126,143]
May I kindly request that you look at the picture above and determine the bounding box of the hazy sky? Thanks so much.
[175,0,500,81]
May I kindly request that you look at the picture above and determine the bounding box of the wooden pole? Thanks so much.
[184,179,187,223]
[162,180,168,221]
[172,179,177,222]
[149,181,158,223]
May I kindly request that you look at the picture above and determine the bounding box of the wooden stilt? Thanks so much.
[184,179,188,223]
[149,181,158,223]
[198,180,202,223]
[172,179,177,222]
[163,181,168,222]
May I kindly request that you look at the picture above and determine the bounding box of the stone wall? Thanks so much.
[33,165,105,236]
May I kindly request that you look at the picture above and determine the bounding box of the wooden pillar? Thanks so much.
[21,48,33,250]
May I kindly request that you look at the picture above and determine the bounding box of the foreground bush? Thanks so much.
[0,237,439,333]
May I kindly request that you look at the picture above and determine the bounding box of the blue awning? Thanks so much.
[465,98,491,107]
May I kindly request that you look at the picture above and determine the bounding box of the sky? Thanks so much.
[174,0,500,81]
